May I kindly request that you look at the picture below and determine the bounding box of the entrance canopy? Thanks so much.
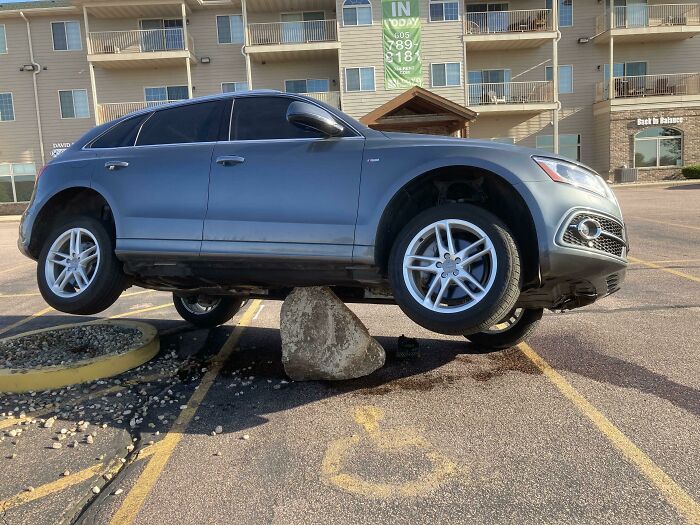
[360,86,477,137]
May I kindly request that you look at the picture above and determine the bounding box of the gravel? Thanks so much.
[0,325,142,369]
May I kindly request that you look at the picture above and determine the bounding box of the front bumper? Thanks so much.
[517,181,628,310]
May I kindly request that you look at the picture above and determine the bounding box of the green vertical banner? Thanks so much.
[382,0,422,90]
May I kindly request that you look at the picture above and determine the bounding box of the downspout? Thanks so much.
[20,11,46,168]
[241,0,252,89]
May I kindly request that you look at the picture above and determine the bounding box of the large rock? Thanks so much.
[280,287,385,381]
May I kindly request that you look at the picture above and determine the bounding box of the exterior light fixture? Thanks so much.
[200,57,211,64]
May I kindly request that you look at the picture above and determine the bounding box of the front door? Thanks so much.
[91,100,229,251]
[203,95,364,261]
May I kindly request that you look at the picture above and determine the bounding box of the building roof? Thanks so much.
[360,86,477,133]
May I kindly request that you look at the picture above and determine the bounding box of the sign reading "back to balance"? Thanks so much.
[382,0,423,90]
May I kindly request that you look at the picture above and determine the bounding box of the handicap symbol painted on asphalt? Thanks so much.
[321,405,459,498]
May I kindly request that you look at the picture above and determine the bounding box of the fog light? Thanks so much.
[577,218,602,241]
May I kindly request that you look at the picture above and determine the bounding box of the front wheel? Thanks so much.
[388,204,521,336]
[37,216,127,315]
[466,308,543,350]
[173,294,245,328]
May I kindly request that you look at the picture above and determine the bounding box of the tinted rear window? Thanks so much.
[91,114,149,149]
[230,96,325,141]
[136,101,227,146]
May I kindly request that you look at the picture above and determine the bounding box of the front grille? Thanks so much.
[561,212,626,258]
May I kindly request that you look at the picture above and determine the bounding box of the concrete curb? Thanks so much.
[0,215,22,222]
[611,179,698,189]
[0,320,159,393]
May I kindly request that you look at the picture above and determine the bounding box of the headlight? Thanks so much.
[533,156,616,202]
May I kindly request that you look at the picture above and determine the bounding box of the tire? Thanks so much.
[466,308,543,350]
[37,215,127,315]
[388,203,521,336]
[173,294,245,328]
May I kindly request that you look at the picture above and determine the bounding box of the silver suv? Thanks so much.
[19,91,628,349]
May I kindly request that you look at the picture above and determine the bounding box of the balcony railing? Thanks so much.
[595,73,700,101]
[596,3,700,33]
[248,19,337,46]
[299,91,341,109]
[88,29,193,55]
[465,9,552,34]
[97,100,179,123]
[467,81,554,106]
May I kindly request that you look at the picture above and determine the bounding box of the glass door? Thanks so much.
[139,19,164,52]
[163,19,184,50]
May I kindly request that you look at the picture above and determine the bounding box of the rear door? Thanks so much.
[203,95,365,261]
[90,100,229,253]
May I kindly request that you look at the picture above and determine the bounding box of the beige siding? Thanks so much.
[251,56,339,91]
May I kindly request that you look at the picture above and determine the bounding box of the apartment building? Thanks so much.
[1,0,699,204]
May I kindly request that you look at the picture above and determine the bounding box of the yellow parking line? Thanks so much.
[0,306,54,337]
[630,258,700,266]
[0,463,104,512]
[628,256,700,284]
[0,289,159,337]
[629,216,700,232]
[518,343,700,525]
[0,262,33,276]
[109,300,262,525]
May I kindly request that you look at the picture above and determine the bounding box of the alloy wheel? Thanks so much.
[179,296,222,315]
[44,227,101,298]
[402,219,498,314]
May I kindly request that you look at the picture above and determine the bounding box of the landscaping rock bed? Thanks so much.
[0,325,142,370]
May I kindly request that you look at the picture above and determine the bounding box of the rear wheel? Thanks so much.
[388,204,521,335]
[173,294,245,328]
[466,308,543,350]
[37,216,127,315]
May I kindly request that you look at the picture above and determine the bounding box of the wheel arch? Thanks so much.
[28,187,116,259]
[374,164,542,289]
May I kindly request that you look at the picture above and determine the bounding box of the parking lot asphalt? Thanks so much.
[0,183,698,525]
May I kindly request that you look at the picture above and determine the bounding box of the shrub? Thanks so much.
[682,165,700,179]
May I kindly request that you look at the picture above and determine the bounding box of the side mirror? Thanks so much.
[286,100,344,137]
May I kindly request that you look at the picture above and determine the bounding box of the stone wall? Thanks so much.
[609,108,700,182]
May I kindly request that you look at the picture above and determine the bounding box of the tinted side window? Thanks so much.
[136,101,226,146]
[91,114,149,149]
[231,96,325,141]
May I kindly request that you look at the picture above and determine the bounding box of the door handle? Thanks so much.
[216,155,245,166]
[105,161,129,171]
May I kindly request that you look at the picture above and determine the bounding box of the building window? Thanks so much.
[343,0,372,26]
[431,63,461,87]
[345,67,375,91]
[285,79,330,93]
[0,93,14,121]
[0,162,37,203]
[51,21,82,51]
[634,127,682,168]
[536,134,581,161]
[545,65,573,93]
[59,90,89,118]
[430,0,459,21]
[0,24,7,54]
[216,15,244,44]
[145,86,188,102]
[545,0,573,27]
[222,82,249,93]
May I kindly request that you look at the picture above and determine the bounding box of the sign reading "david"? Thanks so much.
[636,116,684,126]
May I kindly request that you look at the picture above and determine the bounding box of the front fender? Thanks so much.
[353,140,549,252]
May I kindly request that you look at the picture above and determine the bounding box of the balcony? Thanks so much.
[594,73,700,111]
[595,3,700,43]
[97,100,178,124]
[467,81,556,114]
[246,19,340,62]
[87,29,195,69]
[463,9,556,50]
[299,91,341,109]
